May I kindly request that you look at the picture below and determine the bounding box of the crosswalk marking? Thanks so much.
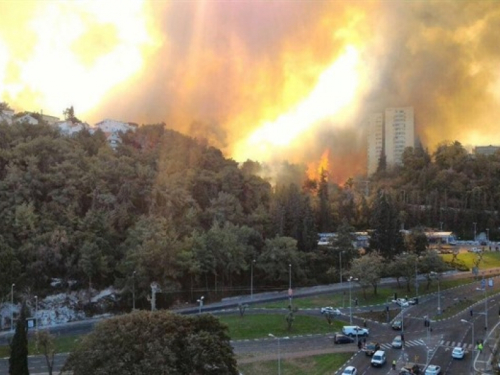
[379,339,425,350]
[439,340,474,350]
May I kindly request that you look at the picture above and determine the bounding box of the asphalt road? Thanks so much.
[2,271,500,374]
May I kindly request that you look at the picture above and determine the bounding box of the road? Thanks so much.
[2,271,500,374]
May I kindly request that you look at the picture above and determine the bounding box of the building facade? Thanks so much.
[384,107,414,167]
[367,113,384,175]
[474,145,500,156]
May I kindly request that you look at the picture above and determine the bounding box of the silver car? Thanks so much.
[392,335,402,349]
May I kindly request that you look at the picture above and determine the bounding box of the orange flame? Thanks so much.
[306,149,330,181]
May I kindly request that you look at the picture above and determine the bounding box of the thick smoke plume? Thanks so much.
[1,1,500,183]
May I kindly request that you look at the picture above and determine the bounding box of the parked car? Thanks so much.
[370,350,386,367]
[393,298,410,307]
[452,347,465,359]
[364,342,381,356]
[400,363,421,374]
[342,325,369,337]
[424,365,442,375]
[341,366,357,375]
[333,334,354,344]
[392,320,403,330]
[320,306,341,315]
[392,335,403,349]
[408,297,418,305]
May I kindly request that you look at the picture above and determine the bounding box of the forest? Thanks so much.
[0,116,499,308]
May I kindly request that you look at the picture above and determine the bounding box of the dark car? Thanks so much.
[333,334,355,344]
[364,342,381,356]
[392,320,402,330]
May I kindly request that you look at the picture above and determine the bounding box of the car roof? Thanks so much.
[345,366,355,370]
[373,350,385,355]
[393,335,402,339]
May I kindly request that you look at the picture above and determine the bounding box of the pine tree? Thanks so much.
[9,304,29,375]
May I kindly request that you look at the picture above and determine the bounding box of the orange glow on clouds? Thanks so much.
[0,0,155,116]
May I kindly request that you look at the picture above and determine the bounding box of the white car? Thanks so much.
[341,366,357,375]
[393,298,410,307]
[425,364,442,375]
[320,306,341,315]
[452,347,465,359]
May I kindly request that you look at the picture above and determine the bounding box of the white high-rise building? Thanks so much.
[366,107,415,175]
[385,107,414,166]
[367,113,384,175]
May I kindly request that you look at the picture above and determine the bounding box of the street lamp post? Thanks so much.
[415,260,419,302]
[431,272,441,315]
[477,279,488,331]
[132,271,136,311]
[250,259,256,300]
[437,276,441,315]
[288,263,292,309]
[473,222,477,242]
[35,295,38,331]
[348,276,358,324]
[10,283,15,332]
[461,319,474,375]
[487,228,490,243]
[197,296,204,314]
[269,334,281,375]
[339,251,343,284]
[268,334,289,375]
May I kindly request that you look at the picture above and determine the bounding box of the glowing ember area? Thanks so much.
[307,149,330,181]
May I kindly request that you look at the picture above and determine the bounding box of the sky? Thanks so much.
[1,0,500,183]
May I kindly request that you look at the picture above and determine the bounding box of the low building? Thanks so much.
[41,114,60,125]
[474,145,500,156]
[55,120,90,136]
[15,114,39,125]
[92,119,137,149]
[318,232,369,249]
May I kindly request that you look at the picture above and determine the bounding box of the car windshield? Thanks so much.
[373,355,381,360]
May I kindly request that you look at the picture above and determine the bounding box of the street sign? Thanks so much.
[489,278,494,287]
[481,279,486,288]
[288,288,293,296]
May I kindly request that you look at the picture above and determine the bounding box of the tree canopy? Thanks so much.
[63,311,239,375]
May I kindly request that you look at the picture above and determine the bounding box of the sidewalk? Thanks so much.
[474,321,500,374]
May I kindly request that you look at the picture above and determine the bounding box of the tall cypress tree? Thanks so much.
[9,304,29,375]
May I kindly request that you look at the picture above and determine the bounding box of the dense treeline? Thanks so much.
[0,117,498,306]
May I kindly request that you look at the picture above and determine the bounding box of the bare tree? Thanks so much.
[36,331,56,375]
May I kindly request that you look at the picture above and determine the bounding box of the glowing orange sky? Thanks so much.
[1,1,500,183]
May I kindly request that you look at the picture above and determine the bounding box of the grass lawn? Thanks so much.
[442,251,500,269]
[253,277,475,310]
[219,314,342,340]
[238,353,353,375]
[0,333,82,358]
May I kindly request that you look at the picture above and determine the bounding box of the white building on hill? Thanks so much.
[15,114,39,125]
[92,119,137,149]
[55,120,90,136]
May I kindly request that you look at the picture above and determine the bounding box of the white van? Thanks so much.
[342,325,369,337]
[371,350,386,367]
